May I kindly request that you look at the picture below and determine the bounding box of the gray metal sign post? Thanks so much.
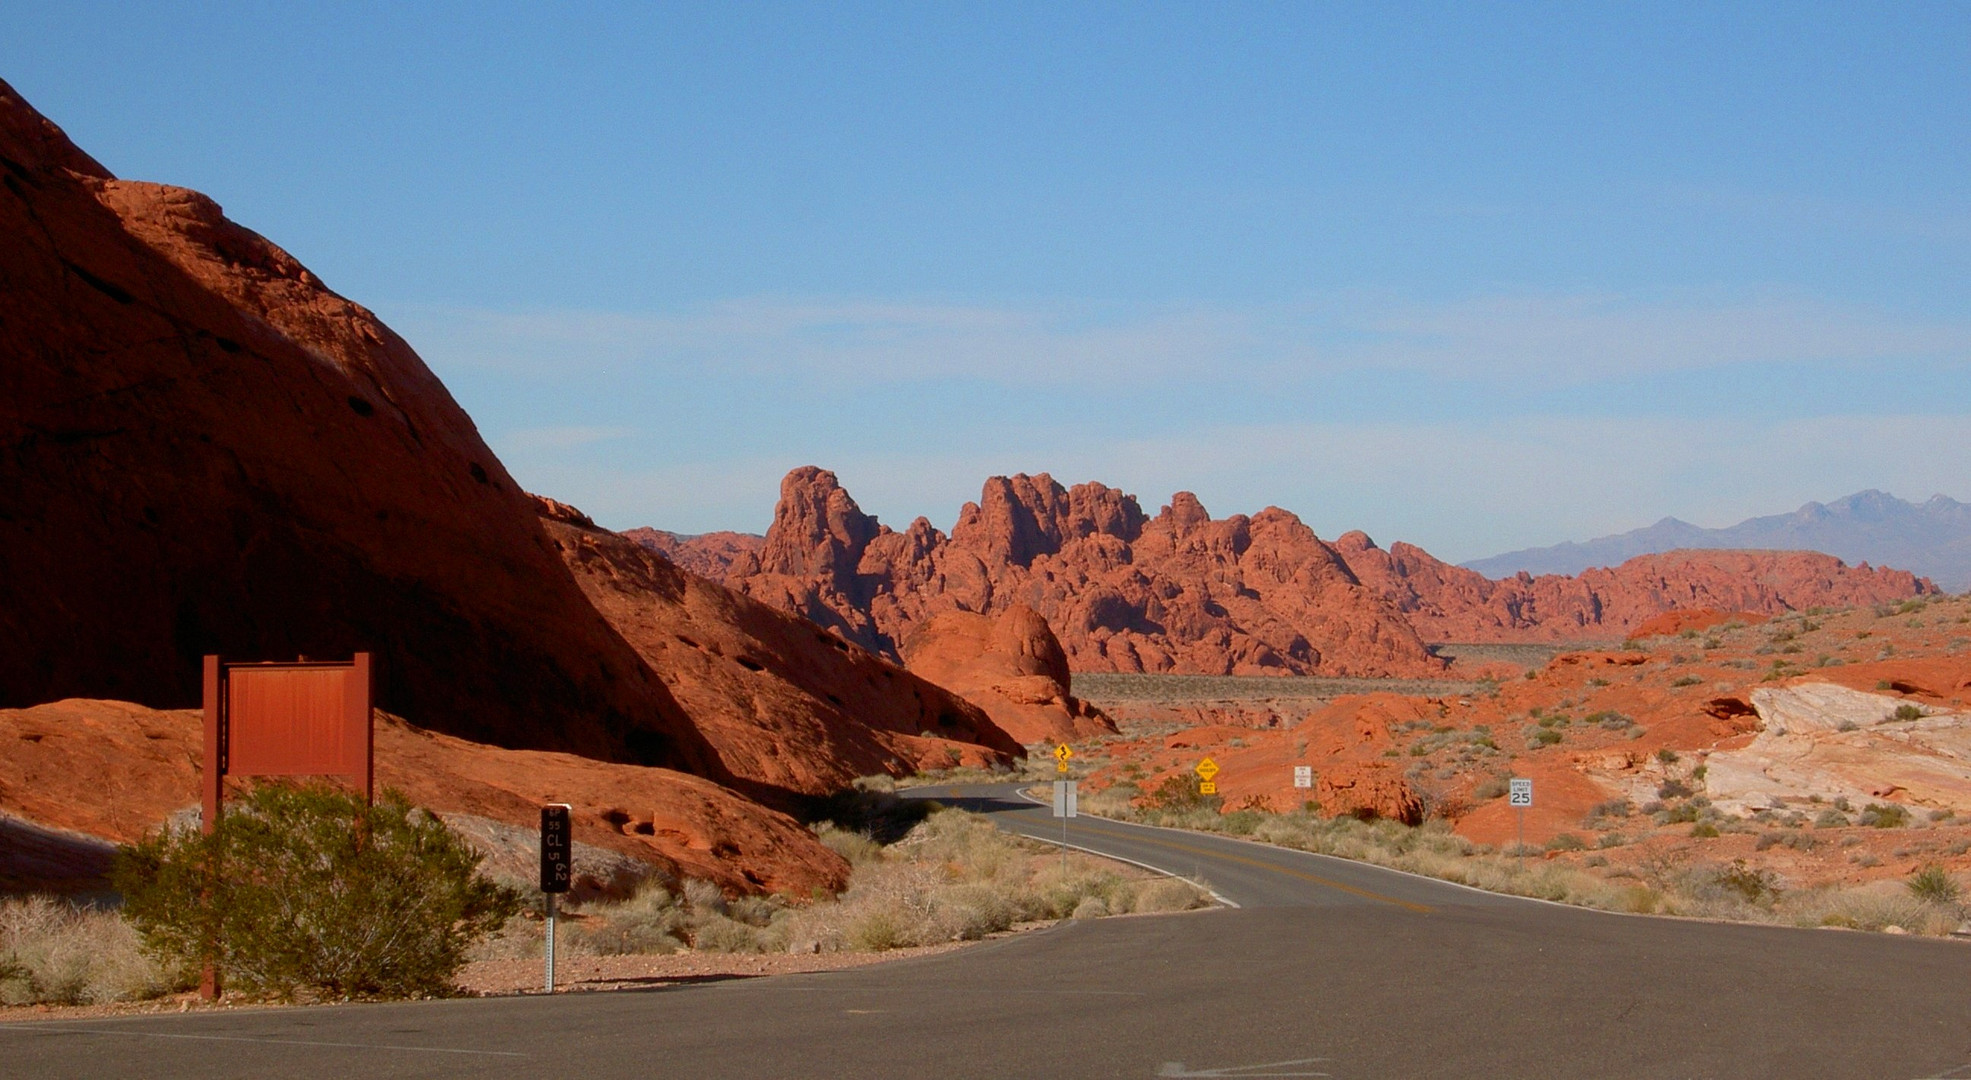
[540,804,573,993]
[1052,780,1077,874]
[1508,779,1533,865]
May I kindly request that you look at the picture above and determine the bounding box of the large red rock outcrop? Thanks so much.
[0,81,1016,818]
[658,468,1445,678]
[0,700,849,897]
[900,605,1118,745]
[1333,533,1931,642]
[0,79,712,769]
[654,470,1934,677]
[541,503,1021,793]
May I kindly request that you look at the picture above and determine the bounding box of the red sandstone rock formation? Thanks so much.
[623,528,766,581]
[661,468,1445,678]
[0,82,1015,820]
[655,470,1932,675]
[0,700,849,897]
[542,503,1021,793]
[900,605,1117,745]
[1315,762,1425,826]
[1334,533,1931,642]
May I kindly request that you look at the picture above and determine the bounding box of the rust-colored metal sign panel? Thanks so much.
[226,666,354,775]
[202,654,373,824]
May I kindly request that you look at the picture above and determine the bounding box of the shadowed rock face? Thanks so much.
[0,82,1017,813]
[0,78,716,768]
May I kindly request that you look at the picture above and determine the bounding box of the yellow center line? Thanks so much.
[1050,816,1436,915]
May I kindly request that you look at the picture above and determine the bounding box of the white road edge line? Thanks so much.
[1010,788,1242,909]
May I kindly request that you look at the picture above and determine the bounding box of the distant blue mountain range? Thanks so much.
[1463,491,1971,592]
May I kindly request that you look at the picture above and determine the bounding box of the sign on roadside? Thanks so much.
[1293,766,1313,789]
[1196,757,1219,795]
[540,804,573,893]
[1052,780,1078,818]
[540,803,573,995]
[1508,778,1533,808]
[1054,743,1073,774]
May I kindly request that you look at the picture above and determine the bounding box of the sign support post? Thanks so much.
[1051,779,1077,875]
[540,804,573,993]
[1508,778,1533,866]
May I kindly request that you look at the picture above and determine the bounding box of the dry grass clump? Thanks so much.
[0,896,175,1005]
[1101,797,1970,936]
[486,808,1212,960]
[779,809,1210,952]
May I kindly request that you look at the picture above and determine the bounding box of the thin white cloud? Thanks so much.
[502,425,638,450]
[393,290,1971,388]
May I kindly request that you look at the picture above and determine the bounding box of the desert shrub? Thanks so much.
[1657,779,1693,800]
[573,883,688,955]
[114,783,519,1000]
[1859,804,1910,829]
[1669,675,1704,688]
[1545,833,1586,852]
[1906,864,1962,905]
[1691,822,1721,838]
[0,897,174,1005]
[814,823,884,866]
[1143,774,1220,813]
[1528,728,1562,747]
[1707,861,1779,904]
[1891,703,1925,722]
[1656,748,1680,764]
[1658,803,1699,825]
[798,782,932,844]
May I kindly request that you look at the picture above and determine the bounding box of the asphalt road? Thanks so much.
[7,782,1971,1079]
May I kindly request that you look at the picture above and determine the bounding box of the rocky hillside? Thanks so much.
[648,468,1936,675]
[0,78,1015,868]
[1337,534,1934,643]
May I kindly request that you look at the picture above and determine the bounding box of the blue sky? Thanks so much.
[7,3,1968,560]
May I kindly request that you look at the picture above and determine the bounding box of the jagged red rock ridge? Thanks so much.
[648,468,1938,676]
[0,80,1018,887]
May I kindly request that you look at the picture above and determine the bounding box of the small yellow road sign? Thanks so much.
[1053,744,1073,762]
[1199,782,1217,795]
[1195,757,1219,781]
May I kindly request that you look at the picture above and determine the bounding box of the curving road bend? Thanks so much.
[5,783,1971,1079]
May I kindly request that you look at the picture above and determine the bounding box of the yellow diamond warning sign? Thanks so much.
[1053,744,1073,762]
[1195,757,1220,781]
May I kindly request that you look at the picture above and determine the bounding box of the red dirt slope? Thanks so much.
[0,699,848,897]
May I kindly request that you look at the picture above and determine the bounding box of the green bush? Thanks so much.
[1858,803,1910,829]
[1891,703,1924,722]
[114,784,519,1000]
[1907,864,1962,905]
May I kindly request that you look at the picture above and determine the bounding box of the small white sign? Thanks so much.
[1508,778,1533,807]
[1292,766,1313,789]
[1052,780,1078,818]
